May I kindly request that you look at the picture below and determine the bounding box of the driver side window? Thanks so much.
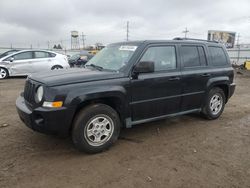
[140,46,177,71]
[10,52,33,61]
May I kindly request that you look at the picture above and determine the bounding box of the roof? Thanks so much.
[111,38,222,46]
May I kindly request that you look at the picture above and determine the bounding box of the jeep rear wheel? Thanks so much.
[201,87,225,120]
[72,104,121,153]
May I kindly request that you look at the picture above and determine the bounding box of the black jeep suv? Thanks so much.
[16,39,236,153]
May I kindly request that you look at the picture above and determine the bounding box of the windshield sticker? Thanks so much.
[119,46,137,51]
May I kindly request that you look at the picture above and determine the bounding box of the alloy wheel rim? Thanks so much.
[210,94,223,115]
[0,68,7,79]
[84,115,114,146]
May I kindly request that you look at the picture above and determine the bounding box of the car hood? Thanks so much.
[30,68,125,87]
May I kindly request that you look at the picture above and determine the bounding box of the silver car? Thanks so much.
[0,50,69,79]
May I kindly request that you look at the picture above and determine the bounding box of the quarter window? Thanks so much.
[49,53,56,57]
[140,46,177,71]
[208,47,228,66]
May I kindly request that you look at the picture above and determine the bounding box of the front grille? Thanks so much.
[24,79,37,104]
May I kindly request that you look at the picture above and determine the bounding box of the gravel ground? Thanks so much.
[0,72,250,188]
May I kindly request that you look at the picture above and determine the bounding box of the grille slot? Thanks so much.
[24,80,37,104]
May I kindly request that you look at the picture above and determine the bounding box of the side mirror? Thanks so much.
[133,61,155,74]
[9,57,14,62]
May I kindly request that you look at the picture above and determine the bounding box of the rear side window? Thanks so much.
[181,46,200,67]
[208,47,228,66]
[34,51,50,58]
[197,46,207,66]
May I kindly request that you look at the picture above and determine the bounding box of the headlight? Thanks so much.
[35,86,44,103]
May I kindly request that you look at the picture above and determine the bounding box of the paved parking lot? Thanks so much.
[0,72,250,188]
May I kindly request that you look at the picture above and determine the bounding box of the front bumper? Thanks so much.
[16,95,75,136]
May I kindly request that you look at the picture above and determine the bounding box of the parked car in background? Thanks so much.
[0,49,19,59]
[68,51,94,67]
[0,50,69,79]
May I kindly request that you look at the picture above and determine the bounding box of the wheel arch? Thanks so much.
[0,66,9,78]
[68,88,129,133]
[206,77,230,103]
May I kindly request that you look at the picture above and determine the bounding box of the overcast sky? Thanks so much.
[0,0,250,49]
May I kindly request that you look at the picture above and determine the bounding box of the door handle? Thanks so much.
[168,76,180,81]
[201,73,211,77]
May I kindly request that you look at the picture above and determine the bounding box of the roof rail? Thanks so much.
[173,37,219,43]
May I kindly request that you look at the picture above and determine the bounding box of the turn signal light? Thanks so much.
[43,101,63,108]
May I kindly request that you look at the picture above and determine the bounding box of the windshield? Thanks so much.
[0,50,18,59]
[85,44,137,71]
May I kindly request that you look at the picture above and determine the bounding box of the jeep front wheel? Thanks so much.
[201,87,225,120]
[72,104,121,153]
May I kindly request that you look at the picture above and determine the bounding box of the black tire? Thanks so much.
[72,104,121,153]
[0,67,9,79]
[201,87,226,120]
[51,65,63,70]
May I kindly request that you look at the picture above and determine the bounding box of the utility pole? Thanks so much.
[126,21,129,41]
[183,27,189,39]
[236,33,241,47]
[81,32,86,49]
[47,41,50,50]
[236,33,241,63]
[60,40,63,49]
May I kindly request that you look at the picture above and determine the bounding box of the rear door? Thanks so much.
[32,51,52,73]
[130,44,182,121]
[6,51,33,75]
[180,44,210,111]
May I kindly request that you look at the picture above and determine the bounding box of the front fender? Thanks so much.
[68,85,127,106]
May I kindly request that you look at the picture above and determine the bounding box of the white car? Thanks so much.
[0,50,69,79]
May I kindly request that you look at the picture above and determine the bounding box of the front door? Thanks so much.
[130,45,182,121]
[7,51,33,75]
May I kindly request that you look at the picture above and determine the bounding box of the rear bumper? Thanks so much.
[16,95,75,136]
[228,83,236,99]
